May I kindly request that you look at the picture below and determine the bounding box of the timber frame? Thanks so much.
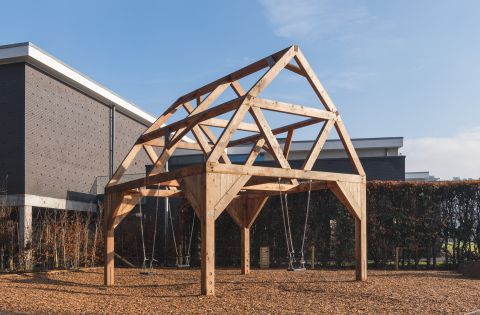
[103,45,367,295]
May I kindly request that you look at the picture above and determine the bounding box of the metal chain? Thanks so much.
[149,183,161,269]
[186,209,195,261]
[278,178,295,269]
[168,201,179,258]
[284,192,295,260]
[300,180,313,264]
[138,197,148,269]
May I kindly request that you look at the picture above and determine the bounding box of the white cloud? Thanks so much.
[259,0,370,41]
[402,128,480,180]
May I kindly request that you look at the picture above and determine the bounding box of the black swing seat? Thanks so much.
[288,266,306,272]
[287,261,306,272]
[175,256,191,268]
[176,264,190,268]
[140,270,154,275]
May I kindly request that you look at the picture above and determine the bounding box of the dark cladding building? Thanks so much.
[0,42,154,248]
[0,42,154,210]
[0,42,405,253]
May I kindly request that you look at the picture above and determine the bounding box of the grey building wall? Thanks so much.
[0,62,151,201]
[0,63,25,194]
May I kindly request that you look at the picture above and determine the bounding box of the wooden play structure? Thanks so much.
[103,45,367,295]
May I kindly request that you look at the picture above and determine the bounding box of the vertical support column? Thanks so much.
[355,180,367,281]
[201,173,215,296]
[104,194,115,286]
[241,226,250,275]
[18,205,33,270]
[104,226,115,286]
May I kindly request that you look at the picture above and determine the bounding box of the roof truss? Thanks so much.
[103,45,367,294]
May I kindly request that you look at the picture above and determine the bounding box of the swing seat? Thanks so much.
[288,266,306,272]
[175,256,191,268]
[176,264,190,268]
[139,270,154,275]
[287,260,306,272]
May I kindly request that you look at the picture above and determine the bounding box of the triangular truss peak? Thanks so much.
[103,45,367,295]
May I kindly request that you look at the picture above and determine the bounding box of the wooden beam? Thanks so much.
[249,97,336,120]
[183,102,232,164]
[207,162,363,183]
[230,80,246,97]
[149,84,235,173]
[107,144,142,187]
[285,63,306,77]
[144,138,204,151]
[243,181,328,193]
[139,96,244,143]
[247,46,296,97]
[283,130,294,159]
[249,106,298,185]
[107,164,204,193]
[213,139,264,219]
[172,46,291,107]
[136,188,184,198]
[228,118,321,147]
[207,103,251,162]
[244,196,269,228]
[202,172,216,295]
[335,118,366,176]
[241,225,250,275]
[294,49,337,112]
[302,119,335,171]
[143,145,159,163]
[356,182,367,281]
[201,117,259,132]
[330,181,361,220]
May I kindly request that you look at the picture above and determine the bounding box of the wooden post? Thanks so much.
[241,227,250,275]
[355,183,367,281]
[104,226,115,286]
[201,173,215,296]
[104,194,115,286]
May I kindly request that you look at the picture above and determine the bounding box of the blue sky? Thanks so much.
[1,0,479,179]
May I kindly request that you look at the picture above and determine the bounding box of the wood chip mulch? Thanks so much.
[0,268,479,314]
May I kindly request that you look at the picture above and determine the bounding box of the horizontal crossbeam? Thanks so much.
[207,162,363,183]
[249,97,336,120]
[228,118,322,147]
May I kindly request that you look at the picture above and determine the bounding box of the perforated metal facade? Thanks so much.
[0,62,151,201]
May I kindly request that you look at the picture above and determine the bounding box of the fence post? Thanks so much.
[310,245,315,270]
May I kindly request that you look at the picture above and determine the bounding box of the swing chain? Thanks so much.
[278,178,313,271]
